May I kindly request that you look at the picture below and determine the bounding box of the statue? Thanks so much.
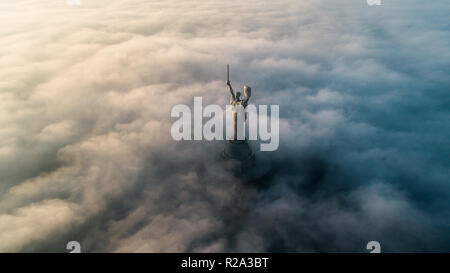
[226,64,251,142]
[221,64,255,174]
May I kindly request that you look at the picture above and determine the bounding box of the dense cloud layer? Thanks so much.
[0,0,449,252]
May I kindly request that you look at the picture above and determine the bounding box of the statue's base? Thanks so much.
[221,140,256,178]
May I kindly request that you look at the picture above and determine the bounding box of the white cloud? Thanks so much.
[0,0,449,252]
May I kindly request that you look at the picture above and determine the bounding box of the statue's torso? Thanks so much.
[231,98,247,108]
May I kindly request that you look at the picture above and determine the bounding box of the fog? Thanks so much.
[0,0,449,252]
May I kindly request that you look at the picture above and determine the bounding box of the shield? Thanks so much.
[244,85,251,102]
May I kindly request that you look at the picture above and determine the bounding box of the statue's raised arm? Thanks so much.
[226,64,235,101]
[243,85,251,104]
[227,80,235,101]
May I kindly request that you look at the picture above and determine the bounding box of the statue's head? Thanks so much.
[243,85,251,93]
[236,92,241,99]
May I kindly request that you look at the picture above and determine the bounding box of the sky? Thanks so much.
[0,0,449,252]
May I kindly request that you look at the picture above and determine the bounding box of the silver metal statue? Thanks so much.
[221,65,269,178]
[225,64,252,142]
